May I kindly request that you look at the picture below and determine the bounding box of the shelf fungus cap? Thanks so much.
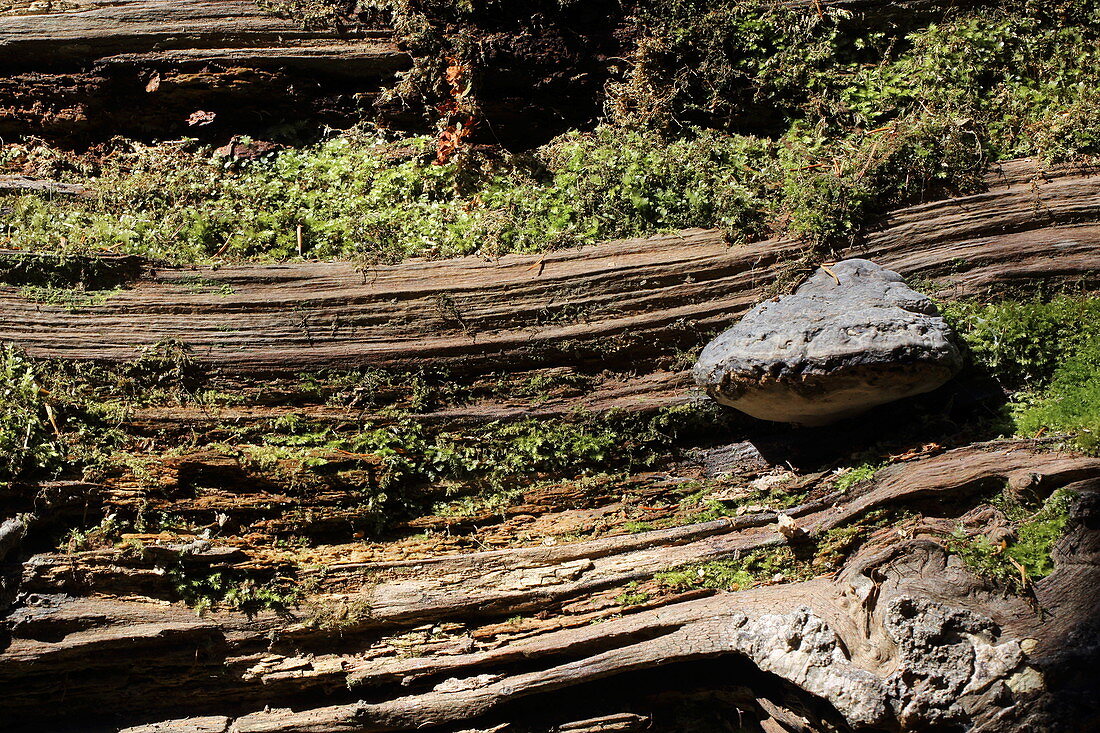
[693,259,962,426]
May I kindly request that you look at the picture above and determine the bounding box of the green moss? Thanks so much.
[675,479,808,525]
[1,129,776,262]
[340,402,731,491]
[432,484,525,518]
[655,510,896,591]
[617,1,1100,161]
[169,565,300,617]
[944,297,1100,390]
[615,582,651,606]
[945,297,1100,453]
[1014,337,1100,454]
[949,489,1074,592]
[0,251,144,288]
[503,370,597,404]
[256,0,345,29]
[612,1,1100,243]
[833,461,885,493]
[656,546,813,592]
[0,338,217,488]
[0,344,65,485]
[19,285,122,311]
[63,514,125,552]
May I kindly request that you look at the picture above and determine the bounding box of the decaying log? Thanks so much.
[0,1,341,63]
[1,159,1098,373]
[0,1,407,142]
[1,157,1099,732]
[3,442,1099,731]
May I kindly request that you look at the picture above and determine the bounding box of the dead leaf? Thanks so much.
[776,513,804,540]
[187,110,217,127]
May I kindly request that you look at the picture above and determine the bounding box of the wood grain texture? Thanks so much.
[0,0,338,64]
[2,160,1098,373]
[4,442,1098,731]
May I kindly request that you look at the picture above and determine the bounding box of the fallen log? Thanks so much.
[0,1,407,143]
[1,158,1099,732]
[3,442,1098,731]
[1,159,1098,373]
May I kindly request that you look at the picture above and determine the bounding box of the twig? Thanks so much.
[214,233,236,258]
[526,255,546,277]
[1008,556,1030,590]
[44,403,61,437]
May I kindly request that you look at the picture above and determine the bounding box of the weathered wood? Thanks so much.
[2,159,1099,731]
[3,442,1098,731]
[0,1,407,142]
[1,159,1097,373]
[0,1,354,65]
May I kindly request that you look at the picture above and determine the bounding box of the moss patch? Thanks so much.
[949,489,1075,592]
[4,4,1099,263]
[946,296,1100,453]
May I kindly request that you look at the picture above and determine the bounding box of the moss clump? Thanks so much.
[168,565,300,617]
[0,344,64,486]
[655,511,897,591]
[19,285,123,311]
[1014,337,1100,454]
[944,297,1100,390]
[655,546,815,592]
[256,0,346,30]
[832,461,885,493]
[0,339,210,488]
[0,129,773,262]
[614,1,1100,162]
[945,296,1100,453]
[674,481,808,527]
[340,402,732,490]
[615,582,651,606]
[607,1,1100,245]
[949,489,1074,592]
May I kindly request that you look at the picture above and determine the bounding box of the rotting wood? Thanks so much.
[3,443,1098,731]
[0,1,370,64]
[1,159,1098,372]
[0,1,407,142]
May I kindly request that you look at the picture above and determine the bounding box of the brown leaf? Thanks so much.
[187,110,217,127]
